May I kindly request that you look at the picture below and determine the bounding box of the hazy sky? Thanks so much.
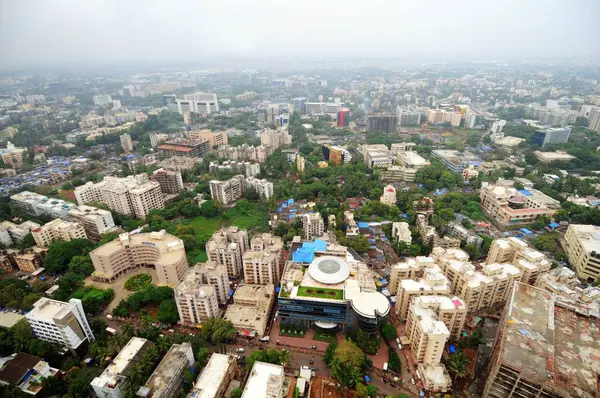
[1,0,599,69]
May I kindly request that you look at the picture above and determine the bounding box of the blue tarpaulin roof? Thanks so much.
[520,228,533,234]
[449,344,457,354]
[402,213,408,219]
[357,222,369,228]
[228,289,234,297]
[549,222,559,228]
[288,199,294,204]
[303,240,327,252]
[275,286,281,293]
[519,189,533,197]
[364,376,370,382]
[293,248,315,263]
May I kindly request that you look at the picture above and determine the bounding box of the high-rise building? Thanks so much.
[93,94,112,106]
[137,343,194,398]
[0,142,27,169]
[206,227,249,278]
[209,160,260,177]
[25,298,94,353]
[175,271,220,327]
[157,138,211,158]
[31,219,87,247]
[246,177,273,200]
[177,93,219,114]
[89,230,188,285]
[188,129,228,148]
[396,265,451,320]
[192,261,229,304]
[302,213,325,240]
[152,168,184,194]
[337,108,350,127]
[224,284,275,337]
[209,175,246,205]
[75,175,164,219]
[483,282,600,398]
[67,205,115,241]
[396,108,422,126]
[531,126,571,147]
[119,134,133,152]
[266,104,279,125]
[91,337,154,398]
[216,144,270,163]
[486,237,551,285]
[367,113,398,133]
[291,98,307,114]
[243,234,284,285]
[589,107,600,133]
[564,224,600,281]
[259,128,292,150]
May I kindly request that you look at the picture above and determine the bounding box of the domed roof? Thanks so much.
[308,256,350,284]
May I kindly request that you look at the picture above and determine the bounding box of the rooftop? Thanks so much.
[500,282,600,397]
[92,337,150,389]
[241,361,284,398]
[0,312,25,329]
[189,353,235,398]
[568,224,600,253]
[142,343,193,397]
[26,298,73,321]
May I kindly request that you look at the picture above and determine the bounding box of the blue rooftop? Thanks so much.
[520,228,533,234]
[357,222,369,228]
[302,239,327,252]
[518,189,533,197]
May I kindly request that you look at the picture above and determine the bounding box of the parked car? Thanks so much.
[236,348,245,353]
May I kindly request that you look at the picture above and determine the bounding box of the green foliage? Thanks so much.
[229,135,261,147]
[112,285,174,316]
[197,318,237,347]
[230,387,243,398]
[247,348,291,369]
[124,273,152,291]
[351,329,381,355]
[67,255,95,276]
[157,300,179,324]
[324,342,337,365]
[296,286,344,300]
[71,287,114,315]
[44,239,95,274]
[531,233,559,253]
[387,347,400,373]
[381,323,397,341]
[327,340,369,388]
[446,350,470,378]
[0,278,32,310]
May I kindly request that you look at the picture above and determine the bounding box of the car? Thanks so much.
[309,359,314,365]
[236,348,244,353]
[311,345,317,350]
[396,338,400,345]
[410,377,415,385]
[397,343,403,350]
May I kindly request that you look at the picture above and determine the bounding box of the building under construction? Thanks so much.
[483,282,600,398]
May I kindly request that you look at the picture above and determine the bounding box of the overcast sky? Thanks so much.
[1,0,599,69]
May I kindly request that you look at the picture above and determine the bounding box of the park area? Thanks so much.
[296,286,344,300]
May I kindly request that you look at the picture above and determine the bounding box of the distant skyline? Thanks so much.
[1,0,599,70]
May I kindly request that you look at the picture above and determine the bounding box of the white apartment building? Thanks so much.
[89,230,188,285]
[209,175,246,205]
[432,247,522,312]
[265,105,279,125]
[138,343,195,398]
[25,298,94,353]
[243,234,284,285]
[246,177,273,199]
[405,299,450,365]
[93,94,112,106]
[241,361,284,398]
[302,213,325,240]
[193,261,230,304]
[564,224,600,281]
[75,175,165,218]
[178,92,219,114]
[486,237,551,285]
[152,168,184,194]
[389,256,436,295]
[396,264,451,320]
[67,205,115,241]
[391,222,412,245]
[0,142,27,169]
[409,296,467,341]
[91,337,154,398]
[216,144,270,164]
[11,191,77,219]
[206,227,249,278]
[0,220,40,246]
[31,219,87,247]
[380,185,397,205]
[360,144,393,168]
[120,134,133,152]
[209,160,260,177]
[396,151,430,182]
[175,276,220,327]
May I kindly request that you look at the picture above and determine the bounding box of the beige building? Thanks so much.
[138,343,194,398]
[360,144,393,169]
[259,128,291,150]
[432,247,522,313]
[241,361,284,398]
[389,256,436,295]
[246,177,273,200]
[31,219,87,247]
[486,237,551,285]
[152,168,184,194]
[224,284,275,337]
[193,261,230,304]
[75,175,165,218]
[405,298,450,365]
[396,264,451,320]
[119,134,133,152]
[380,185,397,205]
[216,144,270,164]
[302,213,325,240]
[209,175,246,205]
[480,180,559,225]
[175,277,219,327]
[188,129,228,148]
[0,142,27,169]
[67,205,115,241]
[206,227,249,278]
[14,251,44,273]
[89,230,188,286]
[243,234,284,285]
[564,224,600,281]
[187,354,238,398]
[407,295,467,341]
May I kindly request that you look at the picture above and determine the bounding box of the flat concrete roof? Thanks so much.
[0,312,24,329]
[241,361,284,398]
[190,354,234,398]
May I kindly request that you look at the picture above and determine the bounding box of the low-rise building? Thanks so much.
[209,160,260,177]
[431,150,481,173]
[0,220,40,246]
[186,354,238,398]
[157,138,211,158]
[380,185,396,205]
[90,230,188,286]
[137,343,195,398]
[360,144,393,168]
[0,353,59,396]
[224,284,275,337]
[241,361,284,398]
[533,150,576,163]
[91,337,154,398]
[31,219,87,247]
[391,222,412,245]
[11,191,77,219]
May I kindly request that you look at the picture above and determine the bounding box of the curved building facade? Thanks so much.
[90,230,188,286]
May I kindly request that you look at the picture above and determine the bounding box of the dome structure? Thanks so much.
[308,256,350,284]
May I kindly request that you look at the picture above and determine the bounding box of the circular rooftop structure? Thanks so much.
[308,256,350,284]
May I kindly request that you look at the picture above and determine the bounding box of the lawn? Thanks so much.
[223,200,270,231]
[296,286,344,300]
[188,250,208,264]
[187,216,223,235]
[313,328,337,344]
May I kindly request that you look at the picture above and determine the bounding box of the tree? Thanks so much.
[230,387,243,398]
[11,320,33,352]
[42,376,67,396]
[324,342,337,365]
[44,239,94,274]
[157,300,179,324]
[244,186,260,201]
[446,350,470,378]
[68,256,95,276]
[328,340,368,388]
[381,323,397,341]
[66,367,102,398]
[388,347,400,373]
[348,234,371,253]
